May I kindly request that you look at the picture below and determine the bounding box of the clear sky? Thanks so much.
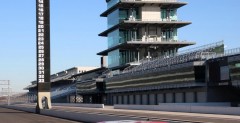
[0,0,239,92]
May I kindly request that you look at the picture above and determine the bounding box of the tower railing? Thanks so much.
[127,39,188,43]
[121,0,178,2]
[125,18,181,22]
[108,0,180,9]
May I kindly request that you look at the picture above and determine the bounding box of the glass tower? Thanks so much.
[98,0,195,69]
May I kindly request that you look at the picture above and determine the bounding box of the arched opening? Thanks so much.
[41,96,48,109]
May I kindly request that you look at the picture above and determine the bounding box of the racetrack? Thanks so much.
[0,107,81,123]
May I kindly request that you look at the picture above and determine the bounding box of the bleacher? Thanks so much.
[51,84,76,99]
[124,41,223,74]
[107,41,224,82]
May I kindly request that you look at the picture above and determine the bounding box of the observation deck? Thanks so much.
[102,0,187,17]
[97,40,195,55]
[99,19,191,36]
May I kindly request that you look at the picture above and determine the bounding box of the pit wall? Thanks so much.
[114,103,240,115]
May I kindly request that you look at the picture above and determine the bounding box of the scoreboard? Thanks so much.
[36,0,51,91]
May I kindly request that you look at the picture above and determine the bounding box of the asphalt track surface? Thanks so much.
[2,104,240,123]
[53,106,240,123]
[0,107,81,123]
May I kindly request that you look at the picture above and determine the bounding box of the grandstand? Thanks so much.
[24,66,97,103]
[121,41,223,74]
[23,41,240,105]
[104,41,240,105]
[108,41,223,80]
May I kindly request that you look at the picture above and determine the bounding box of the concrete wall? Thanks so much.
[114,104,240,115]
[52,103,104,108]
[141,6,161,20]
[159,103,231,107]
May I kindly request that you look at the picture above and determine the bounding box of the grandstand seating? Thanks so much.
[51,84,76,99]
[121,41,224,74]
[105,41,240,92]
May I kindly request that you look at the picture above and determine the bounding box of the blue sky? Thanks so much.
[0,0,239,92]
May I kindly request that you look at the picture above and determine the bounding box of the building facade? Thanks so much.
[98,0,195,69]
[96,0,240,106]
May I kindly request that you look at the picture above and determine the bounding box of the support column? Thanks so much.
[148,49,151,61]
[138,49,140,63]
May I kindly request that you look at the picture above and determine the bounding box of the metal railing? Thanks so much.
[128,52,214,72]
[178,40,224,55]
[121,0,178,2]
[107,0,180,10]
[107,38,187,49]
[125,18,180,22]
[127,38,189,43]
[0,92,33,105]
[224,47,240,56]
[0,80,11,105]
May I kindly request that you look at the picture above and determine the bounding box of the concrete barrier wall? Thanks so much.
[114,104,240,115]
[191,106,240,115]
[159,102,231,107]
[52,103,104,108]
